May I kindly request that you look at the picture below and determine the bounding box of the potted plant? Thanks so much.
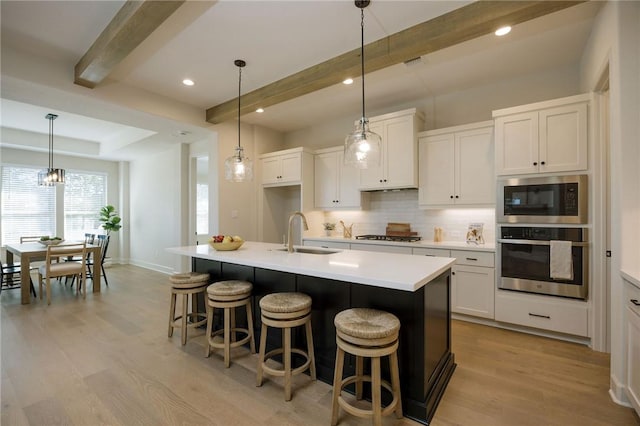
[99,205,122,235]
[322,222,336,237]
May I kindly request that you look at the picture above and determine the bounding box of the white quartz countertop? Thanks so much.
[303,236,496,252]
[167,241,456,292]
[622,270,640,289]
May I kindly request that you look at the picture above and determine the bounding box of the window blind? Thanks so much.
[64,171,106,241]
[1,166,56,244]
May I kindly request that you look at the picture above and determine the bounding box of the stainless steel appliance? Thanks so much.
[498,226,589,299]
[498,175,588,224]
[356,235,422,242]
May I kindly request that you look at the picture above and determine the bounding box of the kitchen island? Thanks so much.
[167,241,456,425]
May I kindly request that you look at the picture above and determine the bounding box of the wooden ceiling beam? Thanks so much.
[74,0,185,89]
[206,0,585,124]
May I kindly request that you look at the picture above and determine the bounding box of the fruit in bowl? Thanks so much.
[209,235,244,251]
[38,236,64,246]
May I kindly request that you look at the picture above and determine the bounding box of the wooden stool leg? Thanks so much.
[284,327,292,401]
[305,320,316,380]
[168,291,176,338]
[230,309,237,343]
[181,294,188,346]
[390,350,403,418]
[331,346,345,426]
[256,322,268,386]
[371,356,382,426]
[192,293,198,318]
[245,300,256,354]
[355,355,364,399]
[224,307,231,368]
[205,303,213,357]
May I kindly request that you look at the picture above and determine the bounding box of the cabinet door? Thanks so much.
[419,134,455,206]
[627,305,640,414]
[261,156,282,184]
[452,265,495,319]
[359,121,386,190]
[385,115,417,188]
[539,103,587,173]
[314,151,338,208]
[336,150,362,208]
[495,111,538,175]
[456,127,495,204]
[279,153,302,183]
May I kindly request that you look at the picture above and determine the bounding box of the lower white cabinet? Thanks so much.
[450,250,495,319]
[626,279,640,415]
[495,290,589,337]
[350,244,412,254]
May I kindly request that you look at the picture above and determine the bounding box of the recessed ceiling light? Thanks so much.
[495,26,511,36]
[256,108,264,113]
[182,79,194,86]
[343,78,354,85]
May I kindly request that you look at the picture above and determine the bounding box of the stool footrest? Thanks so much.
[261,348,311,377]
[208,328,253,350]
[337,375,399,418]
[171,313,207,329]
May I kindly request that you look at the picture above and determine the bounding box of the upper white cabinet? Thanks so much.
[359,108,424,191]
[418,121,494,208]
[260,147,311,187]
[493,94,589,176]
[314,147,364,209]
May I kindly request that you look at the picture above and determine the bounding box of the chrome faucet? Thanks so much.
[287,211,309,253]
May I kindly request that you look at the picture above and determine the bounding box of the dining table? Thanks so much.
[5,242,102,304]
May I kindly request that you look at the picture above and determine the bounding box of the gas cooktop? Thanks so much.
[355,234,422,242]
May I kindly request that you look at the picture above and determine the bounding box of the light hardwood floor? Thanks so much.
[1,264,638,426]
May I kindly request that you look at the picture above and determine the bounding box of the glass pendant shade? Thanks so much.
[344,118,381,169]
[39,113,65,186]
[224,147,253,182]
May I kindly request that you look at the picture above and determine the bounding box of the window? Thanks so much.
[64,171,106,241]
[196,183,208,235]
[1,166,56,244]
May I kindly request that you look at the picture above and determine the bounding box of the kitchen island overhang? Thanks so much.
[167,242,456,425]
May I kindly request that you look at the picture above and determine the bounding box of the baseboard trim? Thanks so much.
[610,374,632,407]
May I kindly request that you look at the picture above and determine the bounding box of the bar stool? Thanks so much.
[331,308,402,426]
[205,280,255,368]
[168,272,210,345]
[256,292,316,401]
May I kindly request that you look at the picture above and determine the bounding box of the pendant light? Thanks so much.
[224,59,254,182]
[344,0,381,169]
[38,113,65,186]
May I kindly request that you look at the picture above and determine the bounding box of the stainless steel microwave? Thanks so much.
[497,175,588,224]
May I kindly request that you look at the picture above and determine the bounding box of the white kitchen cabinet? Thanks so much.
[495,290,589,337]
[494,94,589,176]
[450,250,495,319]
[359,108,424,191]
[418,121,494,208]
[625,277,640,415]
[412,247,451,257]
[261,148,309,186]
[314,147,363,209]
[303,240,351,250]
[349,244,412,254]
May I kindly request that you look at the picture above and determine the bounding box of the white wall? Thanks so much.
[578,0,640,407]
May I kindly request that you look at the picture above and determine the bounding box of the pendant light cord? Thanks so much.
[49,116,53,169]
[237,64,242,153]
[360,8,365,121]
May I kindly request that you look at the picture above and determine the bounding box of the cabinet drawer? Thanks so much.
[303,240,350,250]
[450,250,494,267]
[495,290,588,337]
[412,247,451,257]
[628,280,640,315]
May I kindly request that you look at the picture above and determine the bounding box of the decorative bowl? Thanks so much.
[38,239,64,246]
[209,241,243,251]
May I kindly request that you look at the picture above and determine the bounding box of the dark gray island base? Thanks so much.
[193,258,456,425]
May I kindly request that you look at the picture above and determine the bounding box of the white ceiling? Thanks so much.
[0,0,603,161]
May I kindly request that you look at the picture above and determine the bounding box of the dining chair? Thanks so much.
[20,236,44,243]
[38,243,87,305]
[67,234,110,288]
[1,255,37,298]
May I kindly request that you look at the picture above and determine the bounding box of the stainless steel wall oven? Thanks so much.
[498,226,589,300]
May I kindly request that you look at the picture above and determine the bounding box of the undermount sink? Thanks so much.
[274,248,339,255]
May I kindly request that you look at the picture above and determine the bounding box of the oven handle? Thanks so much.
[497,239,589,247]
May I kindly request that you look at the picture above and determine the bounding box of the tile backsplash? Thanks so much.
[321,189,496,243]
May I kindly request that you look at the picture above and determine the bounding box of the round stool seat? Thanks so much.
[170,272,210,289]
[207,280,252,298]
[334,308,400,341]
[260,292,312,314]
